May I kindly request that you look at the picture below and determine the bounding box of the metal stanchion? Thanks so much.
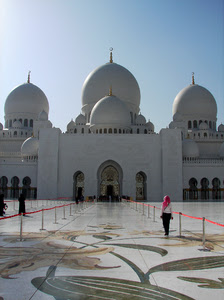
[153,206,155,222]
[136,202,137,211]
[179,212,182,237]
[40,209,46,230]
[202,217,205,249]
[148,205,150,218]
[69,204,72,216]
[20,214,23,241]
[62,205,66,219]
[142,204,145,216]
[54,207,58,224]
[13,200,16,211]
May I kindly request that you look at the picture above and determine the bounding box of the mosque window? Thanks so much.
[109,128,112,134]
[24,119,28,127]
[11,176,20,199]
[205,120,208,124]
[188,121,192,129]
[212,178,221,199]
[204,133,207,137]
[30,119,33,127]
[136,172,147,200]
[81,128,84,134]
[14,131,17,136]
[96,129,98,134]
[74,129,77,133]
[119,129,122,134]
[137,129,140,134]
[100,129,102,134]
[104,128,107,134]
[114,128,117,134]
[19,119,22,124]
[193,120,197,128]
[144,129,147,134]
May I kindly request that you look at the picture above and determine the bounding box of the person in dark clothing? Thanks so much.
[18,193,26,214]
[0,194,6,216]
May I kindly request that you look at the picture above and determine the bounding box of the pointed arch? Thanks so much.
[136,171,147,200]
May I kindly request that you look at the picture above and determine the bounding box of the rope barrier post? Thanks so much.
[40,209,46,231]
[62,205,66,219]
[20,214,23,241]
[179,212,182,237]
[153,206,155,222]
[69,203,72,216]
[13,200,16,211]
[148,205,150,218]
[142,204,145,216]
[202,217,205,250]
[31,200,33,209]
[54,207,58,224]
[136,201,137,211]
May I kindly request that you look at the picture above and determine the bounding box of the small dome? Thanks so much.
[75,114,86,125]
[82,62,140,116]
[182,139,199,158]
[0,123,3,130]
[173,84,217,121]
[90,95,131,128]
[38,110,48,121]
[67,119,75,131]
[199,121,209,130]
[146,120,155,132]
[5,82,49,118]
[136,114,146,125]
[218,124,224,132]
[12,120,22,128]
[21,137,39,157]
[219,142,224,158]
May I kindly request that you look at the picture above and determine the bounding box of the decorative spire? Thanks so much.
[109,86,113,96]
[192,72,195,85]
[27,71,31,83]
[109,47,113,63]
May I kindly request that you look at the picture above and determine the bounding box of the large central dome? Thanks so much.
[81,61,140,119]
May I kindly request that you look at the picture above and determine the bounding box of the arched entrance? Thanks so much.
[97,161,123,201]
[73,171,85,201]
[136,172,147,201]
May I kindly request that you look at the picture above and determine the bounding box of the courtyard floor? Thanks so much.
[0,200,224,299]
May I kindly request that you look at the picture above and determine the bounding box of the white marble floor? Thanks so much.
[0,200,224,299]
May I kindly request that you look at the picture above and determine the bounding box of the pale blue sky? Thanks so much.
[0,0,223,132]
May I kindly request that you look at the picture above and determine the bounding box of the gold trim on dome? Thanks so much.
[109,47,113,63]
[192,72,195,85]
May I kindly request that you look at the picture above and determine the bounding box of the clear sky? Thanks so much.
[0,0,223,132]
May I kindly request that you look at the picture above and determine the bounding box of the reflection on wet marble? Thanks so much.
[0,200,224,299]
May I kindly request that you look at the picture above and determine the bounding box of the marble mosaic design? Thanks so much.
[1,225,224,299]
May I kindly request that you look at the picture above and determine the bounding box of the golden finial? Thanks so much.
[109,86,113,96]
[27,71,31,83]
[192,72,195,85]
[109,47,113,63]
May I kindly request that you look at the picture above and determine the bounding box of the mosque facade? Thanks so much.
[0,52,224,202]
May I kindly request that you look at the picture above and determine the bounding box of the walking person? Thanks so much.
[160,195,173,236]
[18,193,26,215]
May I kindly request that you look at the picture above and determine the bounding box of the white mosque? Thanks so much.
[0,51,224,202]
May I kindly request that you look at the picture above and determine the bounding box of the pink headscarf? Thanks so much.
[162,195,171,210]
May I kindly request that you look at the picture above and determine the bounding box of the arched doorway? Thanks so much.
[136,172,147,201]
[0,176,8,198]
[212,178,221,199]
[11,176,20,199]
[97,161,123,201]
[201,178,209,200]
[189,178,198,200]
[100,166,119,201]
[73,171,85,201]
[22,176,31,199]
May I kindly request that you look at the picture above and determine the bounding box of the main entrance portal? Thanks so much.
[100,166,119,201]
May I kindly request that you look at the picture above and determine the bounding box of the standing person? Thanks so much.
[160,195,173,236]
[18,193,26,215]
[0,194,5,216]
